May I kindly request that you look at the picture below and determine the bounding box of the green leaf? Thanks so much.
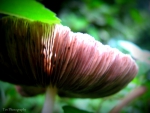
[0,0,60,24]
[63,105,94,113]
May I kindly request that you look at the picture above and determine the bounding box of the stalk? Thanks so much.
[42,86,57,113]
[109,86,147,113]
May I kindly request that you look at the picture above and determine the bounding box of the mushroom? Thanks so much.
[0,16,138,113]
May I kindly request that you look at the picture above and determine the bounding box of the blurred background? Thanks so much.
[0,0,150,113]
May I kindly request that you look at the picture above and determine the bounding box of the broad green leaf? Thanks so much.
[63,105,94,113]
[0,0,60,24]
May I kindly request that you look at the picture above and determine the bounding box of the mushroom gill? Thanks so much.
[50,25,138,98]
[0,16,138,99]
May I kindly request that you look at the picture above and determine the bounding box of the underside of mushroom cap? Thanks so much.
[50,25,138,98]
[0,16,55,86]
[0,16,138,98]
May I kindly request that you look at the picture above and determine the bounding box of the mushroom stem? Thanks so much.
[109,86,147,113]
[42,86,57,113]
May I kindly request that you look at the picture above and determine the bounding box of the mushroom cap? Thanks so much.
[0,17,138,98]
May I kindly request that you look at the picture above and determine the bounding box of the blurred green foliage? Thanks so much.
[0,0,150,113]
